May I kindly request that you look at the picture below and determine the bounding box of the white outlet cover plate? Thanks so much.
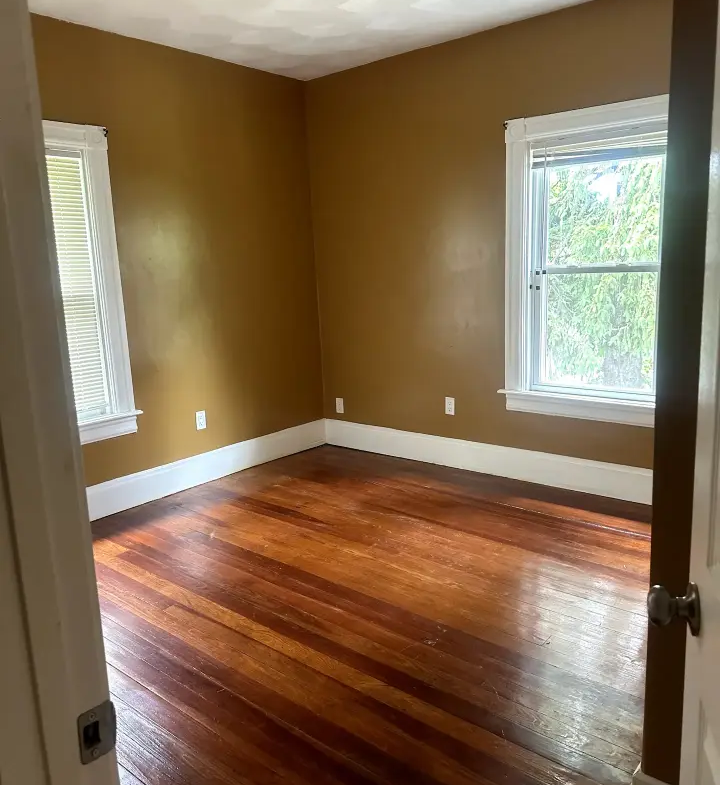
[335,397,344,414]
[445,397,455,415]
[196,410,207,430]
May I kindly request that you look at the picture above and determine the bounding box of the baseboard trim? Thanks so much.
[87,417,652,520]
[86,419,326,521]
[632,764,670,785]
[325,419,653,505]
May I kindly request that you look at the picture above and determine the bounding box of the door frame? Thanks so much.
[0,0,117,782]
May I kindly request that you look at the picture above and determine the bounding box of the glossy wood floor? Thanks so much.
[92,445,651,785]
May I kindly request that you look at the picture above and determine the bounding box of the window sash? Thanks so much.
[529,269,660,399]
[527,151,664,401]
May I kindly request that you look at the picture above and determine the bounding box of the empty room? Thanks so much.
[6,0,720,784]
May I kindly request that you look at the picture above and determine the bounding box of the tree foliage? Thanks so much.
[542,157,663,392]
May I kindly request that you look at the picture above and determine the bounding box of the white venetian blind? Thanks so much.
[46,151,111,421]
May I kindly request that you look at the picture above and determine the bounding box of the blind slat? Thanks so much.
[531,129,668,170]
[531,145,666,169]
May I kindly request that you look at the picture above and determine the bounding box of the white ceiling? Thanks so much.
[30,0,593,80]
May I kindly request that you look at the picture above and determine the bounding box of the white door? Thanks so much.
[680,7,720,784]
[0,0,118,783]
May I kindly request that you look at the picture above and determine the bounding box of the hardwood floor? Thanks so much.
[92,445,651,785]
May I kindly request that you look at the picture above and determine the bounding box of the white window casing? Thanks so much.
[501,95,670,428]
[43,120,140,444]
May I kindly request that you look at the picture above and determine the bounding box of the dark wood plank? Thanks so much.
[94,445,650,785]
[103,620,378,785]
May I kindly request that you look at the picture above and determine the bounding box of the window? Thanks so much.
[502,96,669,427]
[43,121,140,444]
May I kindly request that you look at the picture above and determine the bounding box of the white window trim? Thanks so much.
[501,95,669,429]
[43,120,141,444]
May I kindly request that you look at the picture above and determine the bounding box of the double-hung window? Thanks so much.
[43,121,140,444]
[502,96,668,427]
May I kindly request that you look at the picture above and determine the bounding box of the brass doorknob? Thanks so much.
[647,582,701,637]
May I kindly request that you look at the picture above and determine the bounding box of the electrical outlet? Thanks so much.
[195,410,207,430]
[445,397,455,416]
[335,397,345,414]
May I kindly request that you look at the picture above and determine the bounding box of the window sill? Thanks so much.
[78,410,142,445]
[500,389,654,427]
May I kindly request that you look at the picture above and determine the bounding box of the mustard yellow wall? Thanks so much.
[305,0,673,469]
[33,0,673,484]
[32,15,324,487]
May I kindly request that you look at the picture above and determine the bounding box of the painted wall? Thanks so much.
[32,15,324,487]
[32,0,674,487]
[305,0,673,469]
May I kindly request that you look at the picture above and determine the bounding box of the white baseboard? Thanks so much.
[632,764,670,785]
[325,419,653,505]
[86,419,326,521]
[87,417,652,521]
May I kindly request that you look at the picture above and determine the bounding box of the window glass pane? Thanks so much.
[546,155,664,267]
[543,271,658,393]
[46,152,112,420]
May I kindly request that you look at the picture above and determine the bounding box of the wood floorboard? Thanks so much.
[93,445,650,785]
